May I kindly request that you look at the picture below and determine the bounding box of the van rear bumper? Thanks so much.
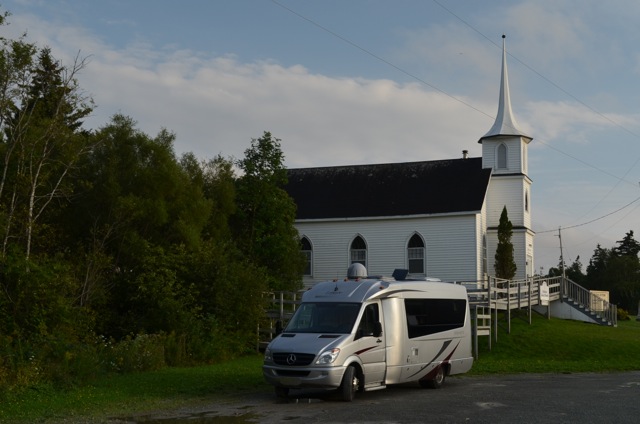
[263,364,346,389]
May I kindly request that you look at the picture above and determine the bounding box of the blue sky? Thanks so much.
[2,0,640,272]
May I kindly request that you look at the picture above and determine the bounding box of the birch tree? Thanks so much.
[0,43,93,262]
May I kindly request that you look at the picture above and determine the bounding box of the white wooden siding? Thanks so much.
[486,176,525,227]
[296,213,483,288]
[482,136,526,173]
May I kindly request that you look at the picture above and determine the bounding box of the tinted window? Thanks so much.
[405,298,466,338]
[285,302,361,334]
[356,303,379,338]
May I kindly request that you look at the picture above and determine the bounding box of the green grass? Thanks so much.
[0,355,271,423]
[2,315,639,423]
[470,313,640,374]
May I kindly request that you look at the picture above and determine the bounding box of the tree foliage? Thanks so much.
[494,206,517,279]
[548,256,586,286]
[0,20,306,388]
[0,45,93,262]
[233,131,305,291]
[585,232,640,312]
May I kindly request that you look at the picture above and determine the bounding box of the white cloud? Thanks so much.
[75,46,493,168]
[5,1,640,272]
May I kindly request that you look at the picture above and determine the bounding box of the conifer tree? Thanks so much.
[494,206,517,279]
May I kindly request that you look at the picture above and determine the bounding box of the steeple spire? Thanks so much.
[479,35,530,142]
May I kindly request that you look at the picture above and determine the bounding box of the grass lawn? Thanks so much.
[1,314,639,423]
[470,313,640,374]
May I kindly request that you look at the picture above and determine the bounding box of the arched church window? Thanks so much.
[497,144,507,169]
[350,236,367,268]
[300,237,312,276]
[407,234,425,274]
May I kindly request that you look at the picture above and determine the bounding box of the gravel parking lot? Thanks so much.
[113,371,640,424]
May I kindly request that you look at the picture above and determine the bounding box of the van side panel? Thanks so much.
[382,286,474,385]
[380,298,405,384]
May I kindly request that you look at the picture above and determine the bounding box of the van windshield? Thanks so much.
[285,302,361,334]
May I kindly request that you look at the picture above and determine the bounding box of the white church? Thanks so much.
[285,38,535,287]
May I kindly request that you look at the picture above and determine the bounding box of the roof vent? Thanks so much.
[392,268,409,280]
[462,150,469,159]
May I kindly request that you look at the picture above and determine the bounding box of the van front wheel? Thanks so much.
[420,366,445,389]
[339,366,359,402]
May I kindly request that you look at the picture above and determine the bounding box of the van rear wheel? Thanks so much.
[339,366,359,402]
[420,366,445,389]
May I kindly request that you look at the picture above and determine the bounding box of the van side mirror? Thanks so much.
[373,322,382,338]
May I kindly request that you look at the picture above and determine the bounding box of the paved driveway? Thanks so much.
[125,372,640,424]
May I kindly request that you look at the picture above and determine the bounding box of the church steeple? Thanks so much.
[479,35,535,279]
[479,35,530,143]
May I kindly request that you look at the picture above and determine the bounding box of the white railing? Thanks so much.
[259,275,617,352]
[560,278,617,326]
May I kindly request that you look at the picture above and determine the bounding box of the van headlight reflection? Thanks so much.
[315,348,340,365]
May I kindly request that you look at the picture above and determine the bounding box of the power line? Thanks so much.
[270,0,493,122]
[536,194,640,234]
[432,0,640,142]
[431,0,640,227]
[270,0,640,232]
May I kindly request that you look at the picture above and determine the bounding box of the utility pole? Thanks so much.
[558,227,565,300]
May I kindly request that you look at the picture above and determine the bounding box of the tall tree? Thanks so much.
[586,235,640,312]
[614,230,640,258]
[65,115,212,328]
[565,256,586,285]
[585,244,612,290]
[0,19,95,382]
[494,206,516,279]
[0,46,93,261]
[233,131,305,291]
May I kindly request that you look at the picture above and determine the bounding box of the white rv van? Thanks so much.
[262,266,474,401]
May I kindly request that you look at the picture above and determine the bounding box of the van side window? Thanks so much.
[356,303,379,338]
[405,299,466,338]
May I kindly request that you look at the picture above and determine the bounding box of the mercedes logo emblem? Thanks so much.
[286,354,297,365]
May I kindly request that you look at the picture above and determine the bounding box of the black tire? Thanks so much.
[275,386,289,398]
[419,366,445,389]
[339,366,359,402]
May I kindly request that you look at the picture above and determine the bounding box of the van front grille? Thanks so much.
[273,352,316,366]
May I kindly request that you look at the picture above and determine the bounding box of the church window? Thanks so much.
[350,236,367,267]
[407,234,425,274]
[301,237,313,276]
[497,144,507,169]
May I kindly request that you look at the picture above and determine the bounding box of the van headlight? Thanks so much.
[264,347,272,362]
[315,348,340,365]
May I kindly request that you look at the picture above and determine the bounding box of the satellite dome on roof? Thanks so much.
[347,263,367,279]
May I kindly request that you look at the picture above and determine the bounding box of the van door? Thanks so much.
[353,301,386,388]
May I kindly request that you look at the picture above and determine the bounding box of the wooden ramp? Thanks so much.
[259,276,617,357]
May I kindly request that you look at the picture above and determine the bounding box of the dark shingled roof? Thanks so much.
[285,157,492,220]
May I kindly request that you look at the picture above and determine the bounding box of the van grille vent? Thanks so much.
[273,353,315,366]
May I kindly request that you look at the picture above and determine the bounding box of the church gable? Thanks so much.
[286,157,491,220]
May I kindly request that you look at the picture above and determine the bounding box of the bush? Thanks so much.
[100,333,166,373]
[617,308,631,321]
